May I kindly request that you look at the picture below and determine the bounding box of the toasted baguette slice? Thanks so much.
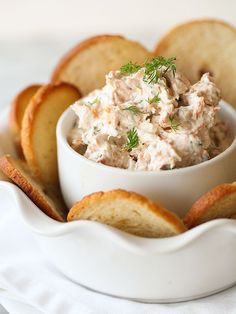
[9,84,42,141]
[0,169,9,181]
[0,155,67,221]
[68,189,186,238]
[21,82,81,188]
[184,183,236,228]
[51,35,152,96]
[154,19,236,108]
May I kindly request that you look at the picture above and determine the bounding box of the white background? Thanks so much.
[0,0,236,108]
[0,1,236,313]
[1,0,236,40]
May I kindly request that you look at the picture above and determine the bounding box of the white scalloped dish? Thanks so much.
[1,104,236,303]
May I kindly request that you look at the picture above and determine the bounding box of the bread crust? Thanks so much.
[184,183,236,228]
[68,189,186,235]
[0,154,66,221]
[154,19,236,54]
[9,84,41,155]
[9,84,42,136]
[21,82,81,183]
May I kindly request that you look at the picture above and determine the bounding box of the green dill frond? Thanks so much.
[88,97,100,105]
[143,57,176,84]
[122,105,144,114]
[148,93,161,104]
[120,62,141,75]
[168,112,180,132]
[124,128,139,151]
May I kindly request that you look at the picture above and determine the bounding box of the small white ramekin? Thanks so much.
[56,100,236,217]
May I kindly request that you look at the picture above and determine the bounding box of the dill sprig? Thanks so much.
[148,93,161,104]
[122,105,144,114]
[143,57,176,84]
[93,126,100,134]
[88,97,100,105]
[125,128,139,151]
[120,62,141,75]
[168,113,180,132]
[120,56,176,84]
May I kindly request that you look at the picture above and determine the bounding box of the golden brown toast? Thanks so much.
[154,19,236,108]
[68,189,186,238]
[51,35,152,95]
[184,182,236,228]
[9,84,41,153]
[21,82,81,188]
[0,154,67,221]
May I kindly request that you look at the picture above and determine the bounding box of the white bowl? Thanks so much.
[57,100,236,217]
[0,106,236,302]
[0,181,236,303]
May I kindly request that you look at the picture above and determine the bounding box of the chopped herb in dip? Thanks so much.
[69,57,231,171]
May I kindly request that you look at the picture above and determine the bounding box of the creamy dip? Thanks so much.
[69,58,231,171]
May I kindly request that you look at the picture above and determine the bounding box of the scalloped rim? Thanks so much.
[1,181,236,255]
[1,105,236,254]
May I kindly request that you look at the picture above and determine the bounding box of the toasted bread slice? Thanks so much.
[0,169,9,181]
[184,183,236,228]
[51,35,152,96]
[9,84,42,142]
[68,189,186,238]
[0,154,67,221]
[154,19,236,107]
[21,82,81,188]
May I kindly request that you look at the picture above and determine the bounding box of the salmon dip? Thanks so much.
[69,57,231,171]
